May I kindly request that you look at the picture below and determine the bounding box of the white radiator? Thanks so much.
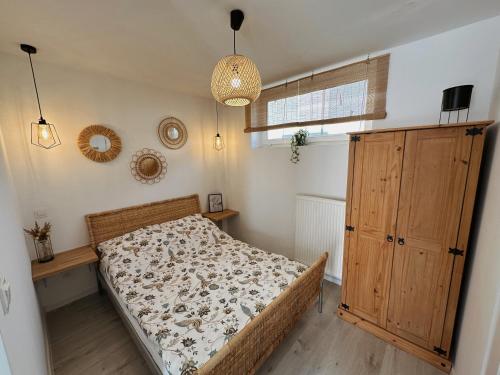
[294,195,345,284]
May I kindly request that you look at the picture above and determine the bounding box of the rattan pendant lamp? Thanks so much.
[211,9,261,106]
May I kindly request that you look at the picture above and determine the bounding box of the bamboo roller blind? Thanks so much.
[244,54,390,133]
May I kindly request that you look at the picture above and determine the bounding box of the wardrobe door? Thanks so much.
[387,127,472,351]
[344,132,404,326]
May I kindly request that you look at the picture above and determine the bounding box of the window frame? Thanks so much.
[255,120,371,147]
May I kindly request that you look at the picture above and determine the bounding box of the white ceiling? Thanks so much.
[1,0,500,97]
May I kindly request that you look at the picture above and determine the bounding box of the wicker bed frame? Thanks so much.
[85,194,328,375]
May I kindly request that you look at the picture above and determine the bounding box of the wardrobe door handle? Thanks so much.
[398,237,405,245]
[386,235,394,242]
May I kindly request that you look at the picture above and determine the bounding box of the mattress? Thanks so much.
[98,214,307,375]
[100,268,165,372]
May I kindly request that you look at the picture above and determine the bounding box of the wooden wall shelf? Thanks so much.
[202,209,239,222]
[31,245,98,282]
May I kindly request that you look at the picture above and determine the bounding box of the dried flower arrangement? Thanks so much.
[24,221,51,241]
[24,221,54,263]
[290,129,308,164]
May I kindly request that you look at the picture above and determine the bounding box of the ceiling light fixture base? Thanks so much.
[20,44,37,54]
[230,10,244,31]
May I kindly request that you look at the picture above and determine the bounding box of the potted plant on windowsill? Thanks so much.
[290,129,308,164]
[24,222,54,263]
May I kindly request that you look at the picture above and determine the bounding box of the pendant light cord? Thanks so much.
[215,102,220,134]
[27,52,44,120]
[233,30,236,55]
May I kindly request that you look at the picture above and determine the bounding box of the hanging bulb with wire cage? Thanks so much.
[213,102,225,151]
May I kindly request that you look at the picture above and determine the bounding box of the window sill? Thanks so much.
[256,135,350,149]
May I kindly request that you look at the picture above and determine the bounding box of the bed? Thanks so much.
[86,194,327,375]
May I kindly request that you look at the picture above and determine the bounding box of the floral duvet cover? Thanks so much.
[98,214,307,375]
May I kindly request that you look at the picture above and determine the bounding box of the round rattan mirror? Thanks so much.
[78,125,121,162]
[130,148,167,184]
[158,117,187,149]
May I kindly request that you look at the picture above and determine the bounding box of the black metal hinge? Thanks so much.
[465,127,483,137]
[340,303,350,310]
[433,346,448,356]
[449,248,464,256]
[345,225,355,232]
[351,135,361,142]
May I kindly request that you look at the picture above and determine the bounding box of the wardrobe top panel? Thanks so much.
[348,120,494,135]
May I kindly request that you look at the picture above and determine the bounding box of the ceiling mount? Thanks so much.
[230,9,244,31]
[20,43,37,54]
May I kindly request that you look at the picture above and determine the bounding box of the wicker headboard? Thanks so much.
[85,194,201,249]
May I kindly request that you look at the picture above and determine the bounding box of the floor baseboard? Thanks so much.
[43,286,98,312]
[324,273,341,285]
[38,290,54,375]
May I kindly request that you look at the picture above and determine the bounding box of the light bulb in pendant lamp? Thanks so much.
[214,133,224,151]
[211,9,261,107]
[21,44,61,149]
[213,102,224,151]
[38,123,50,140]
[31,118,60,149]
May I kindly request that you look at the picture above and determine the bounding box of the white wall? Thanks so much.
[0,333,12,375]
[0,52,225,310]
[452,50,500,375]
[223,133,349,259]
[224,16,500,374]
[0,126,48,374]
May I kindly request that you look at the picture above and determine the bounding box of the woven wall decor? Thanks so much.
[130,148,167,184]
[158,117,188,150]
[78,125,122,162]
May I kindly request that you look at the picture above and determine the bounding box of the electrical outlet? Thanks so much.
[34,208,48,220]
[0,277,11,316]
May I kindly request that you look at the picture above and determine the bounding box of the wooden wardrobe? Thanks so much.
[338,120,493,372]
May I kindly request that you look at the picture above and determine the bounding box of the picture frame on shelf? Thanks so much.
[208,193,223,213]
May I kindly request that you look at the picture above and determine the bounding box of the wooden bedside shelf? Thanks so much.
[31,245,98,282]
[202,209,239,222]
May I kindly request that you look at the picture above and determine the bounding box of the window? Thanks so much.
[245,54,389,137]
[265,80,367,142]
[267,80,367,126]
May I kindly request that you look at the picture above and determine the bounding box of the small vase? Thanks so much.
[34,237,54,263]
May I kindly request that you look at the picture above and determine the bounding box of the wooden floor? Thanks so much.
[47,282,446,375]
